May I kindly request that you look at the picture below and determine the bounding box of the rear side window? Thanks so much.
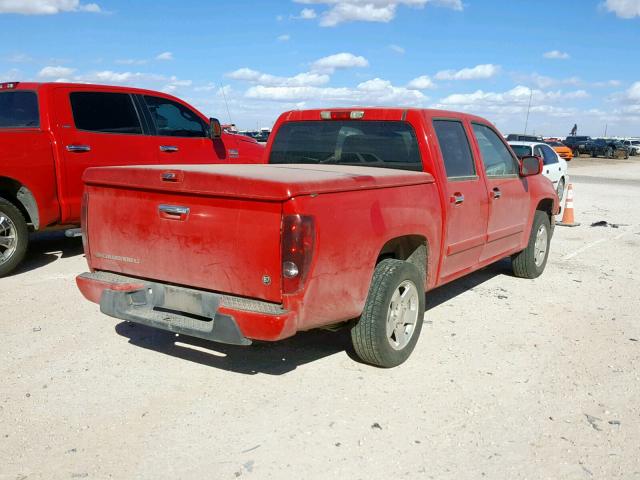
[540,145,559,165]
[510,144,532,158]
[0,91,39,128]
[472,123,518,177]
[269,121,422,171]
[143,95,207,137]
[433,120,476,178]
[70,92,142,134]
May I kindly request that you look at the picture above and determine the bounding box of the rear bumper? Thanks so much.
[77,271,296,344]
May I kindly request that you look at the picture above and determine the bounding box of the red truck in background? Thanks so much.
[77,107,559,368]
[0,82,264,276]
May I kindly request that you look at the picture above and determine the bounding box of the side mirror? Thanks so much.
[519,155,542,176]
[210,117,222,139]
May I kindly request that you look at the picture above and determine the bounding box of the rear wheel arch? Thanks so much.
[376,235,429,285]
[0,177,39,230]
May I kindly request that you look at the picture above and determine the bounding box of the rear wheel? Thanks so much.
[351,259,425,368]
[556,177,565,201]
[512,211,551,279]
[0,198,29,277]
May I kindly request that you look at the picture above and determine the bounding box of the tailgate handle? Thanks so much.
[159,204,190,221]
[66,144,91,153]
[160,145,179,153]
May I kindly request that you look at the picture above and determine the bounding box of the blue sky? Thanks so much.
[1,0,639,136]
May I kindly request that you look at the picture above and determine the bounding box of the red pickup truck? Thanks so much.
[0,81,264,276]
[76,107,559,367]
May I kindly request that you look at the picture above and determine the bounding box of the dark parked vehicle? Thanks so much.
[563,136,592,157]
[506,134,544,142]
[586,138,629,159]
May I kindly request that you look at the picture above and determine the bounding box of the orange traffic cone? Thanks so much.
[558,183,580,227]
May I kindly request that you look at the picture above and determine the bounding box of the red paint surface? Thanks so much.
[0,82,265,230]
[78,107,559,341]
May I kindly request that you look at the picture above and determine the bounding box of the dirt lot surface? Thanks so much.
[2,157,639,479]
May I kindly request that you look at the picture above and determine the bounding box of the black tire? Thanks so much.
[573,149,580,158]
[556,177,565,201]
[606,148,613,159]
[512,211,551,279]
[351,259,425,368]
[0,198,29,277]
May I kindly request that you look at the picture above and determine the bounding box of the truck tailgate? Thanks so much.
[85,185,282,303]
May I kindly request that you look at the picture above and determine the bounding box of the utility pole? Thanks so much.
[604,123,608,137]
[524,87,533,135]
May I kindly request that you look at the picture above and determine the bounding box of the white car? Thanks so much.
[508,141,569,200]
[621,139,640,156]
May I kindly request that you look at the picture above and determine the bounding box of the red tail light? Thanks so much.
[81,192,91,265]
[281,215,315,294]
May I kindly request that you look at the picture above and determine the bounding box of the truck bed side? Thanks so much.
[283,182,442,332]
[0,130,58,229]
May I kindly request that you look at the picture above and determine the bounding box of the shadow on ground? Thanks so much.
[115,321,353,375]
[11,231,84,276]
[115,258,513,375]
[426,258,512,311]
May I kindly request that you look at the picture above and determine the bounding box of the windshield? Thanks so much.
[509,144,532,158]
[0,91,39,128]
[269,120,423,172]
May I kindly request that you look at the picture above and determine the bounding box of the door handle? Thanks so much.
[160,145,179,153]
[450,193,464,205]
[492,187,501,199]
[158,204,190,221]
[66,144,91,153]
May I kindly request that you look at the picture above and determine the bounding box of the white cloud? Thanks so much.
[156,52,173,61]
[407,75,436,90]
[0,68,21,82]
[245,77,426,105]
[0,0,101,14]
[277,34,291,41]
[297,7,317,18]
[6,53,32,63]
[593,79,621,87]
[294,0,462,26]
[438,85,589,110]
[623,81,640,102]
[115,58,148,65]
[389,44,405,54]
[227,68,330,87]
[435,63,500,81]
[310,52,369,73]
[38,65,76,78]
[543,50,570,60]
[603,0,640,18]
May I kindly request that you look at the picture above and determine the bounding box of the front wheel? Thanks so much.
[0,198,29,277]
[351,259,425,368]
[512,211,551,279]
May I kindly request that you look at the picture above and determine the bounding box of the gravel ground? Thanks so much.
[1,157,639,480]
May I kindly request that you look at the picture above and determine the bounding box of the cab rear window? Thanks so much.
[269,121,423,172]
[0,91,39,128]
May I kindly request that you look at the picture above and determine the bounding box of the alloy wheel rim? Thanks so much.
[0,213,18,265]
[533,224,548,268]
[386,280,419,350]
